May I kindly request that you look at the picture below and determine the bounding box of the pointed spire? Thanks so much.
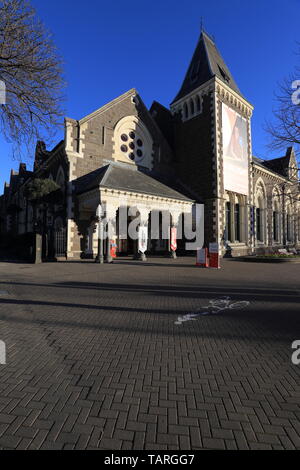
[200,17,203,34]
[171,30,242,105]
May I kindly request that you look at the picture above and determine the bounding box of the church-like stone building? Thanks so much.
[1,31,299,260]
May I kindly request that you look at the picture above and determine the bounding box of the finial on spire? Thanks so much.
[200,17,204,33]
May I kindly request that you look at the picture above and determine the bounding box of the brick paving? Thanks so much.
[0,257,299,450]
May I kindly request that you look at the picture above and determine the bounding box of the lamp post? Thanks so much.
[95,204,104,264]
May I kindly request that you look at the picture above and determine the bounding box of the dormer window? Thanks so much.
[189,61,200,83]
[218,65,230,83]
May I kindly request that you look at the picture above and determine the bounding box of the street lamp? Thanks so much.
[95,204,104,264]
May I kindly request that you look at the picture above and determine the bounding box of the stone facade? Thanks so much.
[1,30,299,260]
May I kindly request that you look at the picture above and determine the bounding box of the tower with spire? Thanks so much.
[170,30,254,255]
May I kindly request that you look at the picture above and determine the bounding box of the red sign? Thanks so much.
[209,243,220,269]
[110,240,117,259]
[170,227,177,251]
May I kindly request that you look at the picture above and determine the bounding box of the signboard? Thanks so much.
[138,226,148,253]
[110,240,117,259]
[196,248,208,267]
[170,227,177,252]
[222,103,249,196]
[209,243,219,254]
[209,243,220,269]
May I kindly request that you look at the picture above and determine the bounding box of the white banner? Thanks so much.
[138,226,148,253]
[196,248,207,265]
[209,243,219,254]
[222,103,249,196]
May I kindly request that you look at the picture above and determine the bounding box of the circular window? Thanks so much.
[137,139,143,147]
[129,142,135,150]
[121,134,128,142]
[120,145,128,153]
[128,153,135,161]
[129,131,135,139]
[136,149,143,158]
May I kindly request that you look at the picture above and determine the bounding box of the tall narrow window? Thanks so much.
[287,213,292,242]
[183,103,188,119]
[273,211,279,242]
[234,204,241,242]
[256,208,262,242]
[196,95,201,112]
[225,202,232,242]
[190,99,194,116]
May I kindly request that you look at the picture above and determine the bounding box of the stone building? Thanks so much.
[0,30,299,260]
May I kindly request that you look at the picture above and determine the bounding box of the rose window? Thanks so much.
[119,131,144,162]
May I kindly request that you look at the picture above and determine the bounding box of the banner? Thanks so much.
[222,103,249,196]
[170,227,177,251]
[196,248,208,267]
[138,226,148,253]
[209,243,220,269]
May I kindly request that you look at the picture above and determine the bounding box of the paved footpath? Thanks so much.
[0,257,299,450]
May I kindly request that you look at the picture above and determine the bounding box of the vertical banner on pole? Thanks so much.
[110,240,117,259]
[170,227,177,252]
[138,226,148,254]
[196,248,208,267]
[209,243,220,269]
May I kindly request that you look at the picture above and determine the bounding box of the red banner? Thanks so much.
[209,243,220,269]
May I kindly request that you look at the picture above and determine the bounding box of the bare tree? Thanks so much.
[265,48,300,162]
[0,0,65,158]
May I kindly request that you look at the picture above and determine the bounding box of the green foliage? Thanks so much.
[24,178,60,201]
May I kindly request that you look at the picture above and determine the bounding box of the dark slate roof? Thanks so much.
[253,155,291,179]
[150,101,175,150]
[75,162,194,202]
[261,156,289,177]
[171,31,242,104]
[74,166,108,195]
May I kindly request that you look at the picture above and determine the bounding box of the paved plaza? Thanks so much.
[0,257,299,450]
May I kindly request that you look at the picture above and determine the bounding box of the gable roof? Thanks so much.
[256,147,297,179]
[261,156,289,177]
[75,162,194,202]
[171,31,242,104]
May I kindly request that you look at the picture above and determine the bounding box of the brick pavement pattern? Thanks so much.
[0,257,299,450]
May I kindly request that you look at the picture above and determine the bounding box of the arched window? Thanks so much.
[56,167,65,190]
[256,206,262,242]
[273,210,279,242]
[287,204,293,242]
[234,203,241,242]
[183,103,188,119]
[189,99,194,116]
[255,180,267,244]
[225,201,232,242]
[272,187,281,243]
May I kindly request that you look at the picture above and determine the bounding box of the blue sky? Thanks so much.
[1,0,299,190]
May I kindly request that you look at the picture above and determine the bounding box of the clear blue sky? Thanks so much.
[1,0,299,191]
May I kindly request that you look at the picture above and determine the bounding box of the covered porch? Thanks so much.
[73,162,194,261]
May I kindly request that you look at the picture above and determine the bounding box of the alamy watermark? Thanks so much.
[96,202,204,251]
[291,80,300,105]
[0,341,6,365]
[291,340,300,365]
[0,80,6,105]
